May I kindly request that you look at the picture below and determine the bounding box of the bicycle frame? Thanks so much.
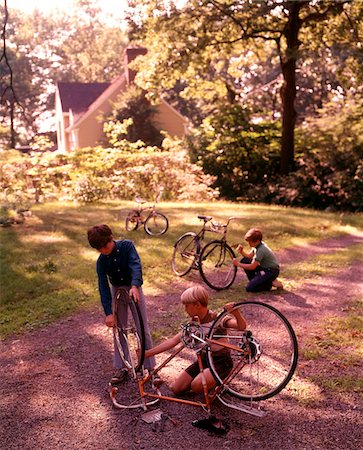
[133,204,154,225]
[196,216,233,244]
[109,328,266,417]
[187,216,235,260]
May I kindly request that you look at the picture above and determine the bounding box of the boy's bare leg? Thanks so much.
[170,371,193,395]
[190,368,216,394]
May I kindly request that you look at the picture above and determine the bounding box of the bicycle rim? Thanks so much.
[113,295,145,374]
[207,301,298,401]
[199,241,237,290]
[144,212,169,236]
[110,376,160,410]
[125,212,139,231]
[171,233,199,276]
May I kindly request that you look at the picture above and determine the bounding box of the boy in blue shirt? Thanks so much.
[87,224,156,384]
[233,227,283,292]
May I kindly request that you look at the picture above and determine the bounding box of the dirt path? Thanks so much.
[1,233,362,450]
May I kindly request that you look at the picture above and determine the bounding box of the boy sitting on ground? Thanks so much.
[144,285,246,395]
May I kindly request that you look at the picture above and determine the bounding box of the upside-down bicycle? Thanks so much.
[125,190,169,236]
[172,216,237,290]
[109,291,298,420]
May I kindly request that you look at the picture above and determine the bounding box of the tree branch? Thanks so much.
[1,0,20,107]
[301,1,347,25]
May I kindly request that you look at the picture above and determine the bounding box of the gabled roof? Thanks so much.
[66,74,127,130]
[57,82,110,113]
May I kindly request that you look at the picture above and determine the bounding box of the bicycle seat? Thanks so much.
[197,215,212,222]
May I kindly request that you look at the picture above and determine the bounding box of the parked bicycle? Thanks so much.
[109,298,298,419]
[125,190,169,236]
[172,216,237,290]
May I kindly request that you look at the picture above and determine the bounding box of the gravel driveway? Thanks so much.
[1,233,362,450]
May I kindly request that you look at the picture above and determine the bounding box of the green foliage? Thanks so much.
[104,86,163,147]
[3,1,128,146]
[188,104,281,199]
[128,0,361,173]
[0,142,218,205]
[30,135,55,152]
[268,94,363,211]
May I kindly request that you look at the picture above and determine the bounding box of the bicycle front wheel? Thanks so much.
[199,241,237,290]
[125,212,139,231]
[171,232,199,276]
[207,301,298,401]
[144,212,169,236]
[113,290,145,376]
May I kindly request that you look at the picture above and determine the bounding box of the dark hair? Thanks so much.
[244,227,263,242]
[87,224,113,249]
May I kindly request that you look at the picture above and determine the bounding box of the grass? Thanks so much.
[0,199,362,339]
[283,243,363,288]
[301,300,363,396]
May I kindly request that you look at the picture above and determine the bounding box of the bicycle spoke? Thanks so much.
[125,212,139,231]
[199,241,237,290]
[207,301,298,401]
[113,291,145,375]
[144,212,168,236]
[172,233,199,276]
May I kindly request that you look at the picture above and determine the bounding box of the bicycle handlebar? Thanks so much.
[134,188,164,207]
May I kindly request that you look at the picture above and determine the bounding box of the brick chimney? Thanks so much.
[124,47,147,85]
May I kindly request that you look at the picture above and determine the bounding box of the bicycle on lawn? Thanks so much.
[109,294,298,420]
[172,216,237,290]
[125,190,169,236]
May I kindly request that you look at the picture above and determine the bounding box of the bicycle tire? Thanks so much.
[199,240,237,290]
[125,212,139,231]
[144,212,169,236]
[207,301,298,401]
[113,290,145,376]
[171,232,200,276]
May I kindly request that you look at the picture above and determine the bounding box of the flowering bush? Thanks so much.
[0,139,218,205]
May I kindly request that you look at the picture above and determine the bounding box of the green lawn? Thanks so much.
[0,200,362,338]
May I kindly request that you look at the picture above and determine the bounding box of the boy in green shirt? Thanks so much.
[233,227,283,292]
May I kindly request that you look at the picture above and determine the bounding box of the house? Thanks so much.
[55,47,188,152]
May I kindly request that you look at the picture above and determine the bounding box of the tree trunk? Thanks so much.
[279,2,305,175]
[10,101,16,149]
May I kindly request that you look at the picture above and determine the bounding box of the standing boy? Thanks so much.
[233,227,283,292]
[87,224,155,384]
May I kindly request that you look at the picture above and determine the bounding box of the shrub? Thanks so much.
[269,95,363,211]
[187,104,281,199]
[0,139,218,204]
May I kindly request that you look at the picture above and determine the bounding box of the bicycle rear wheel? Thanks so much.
[125,212,139,231]
[113,289,145,376]
[171,232,199,276]
[144,212,169,236]
[207,301,298,401]
[199,241,237,290]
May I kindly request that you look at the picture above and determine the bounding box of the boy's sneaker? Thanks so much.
[272,279,283,289]
[111,368,128,385]
[152,374,164,388]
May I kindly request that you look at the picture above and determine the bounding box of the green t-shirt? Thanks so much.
[254,242,279,269]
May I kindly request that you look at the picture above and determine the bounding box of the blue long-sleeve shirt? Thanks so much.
[96,240,143,316]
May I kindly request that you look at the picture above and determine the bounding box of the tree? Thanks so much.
[104,85,163,147]
[1,0,128,148]
[126,0,359,174]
